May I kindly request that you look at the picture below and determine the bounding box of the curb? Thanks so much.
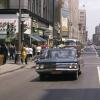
[0,65,25,75]
[25,65,36,69]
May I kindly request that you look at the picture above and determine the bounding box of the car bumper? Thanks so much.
[36,68,79,75]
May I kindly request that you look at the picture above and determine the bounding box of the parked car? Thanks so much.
[35,48,82,80]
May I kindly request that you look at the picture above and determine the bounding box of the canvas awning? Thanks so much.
[34,35,46,42]
[29,35,46,42]
[29,35,42,42]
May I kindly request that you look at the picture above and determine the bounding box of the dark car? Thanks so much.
[35,48,82,80]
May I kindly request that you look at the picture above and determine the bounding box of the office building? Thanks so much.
[93,24,100,46]
[68,0,79,39]
[0,0,54,40]
[79,9,87,45]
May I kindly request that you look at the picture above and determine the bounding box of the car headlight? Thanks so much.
[72,63,78,68]
[73,65,77,69]
[36,66,39,69]
[68,63,78,69]
[69,65,72,69]
[40,65,44,69]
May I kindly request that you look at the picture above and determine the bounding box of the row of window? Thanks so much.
[0,0,9,9]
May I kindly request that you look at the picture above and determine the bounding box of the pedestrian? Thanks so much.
[32,44,36,56]
[25,45,30,63]
[9,44,15,60]
[21,46,27,64]
[36,44,42,55]
[28,46,33,60]
[0,44,8,64]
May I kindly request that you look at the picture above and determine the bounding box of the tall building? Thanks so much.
[93,24,100,46]
[0,0,54,40]
[79,9,87,45]
[61,0,69,41]
[68,0,79,39]
[95,24,100,34]
[32,0,53,24]
[0,0,9,8]
[0,0,54,25]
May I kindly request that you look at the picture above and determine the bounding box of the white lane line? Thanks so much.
[93,46,99,57]
[95,51,99,57]
[97,66,100,84]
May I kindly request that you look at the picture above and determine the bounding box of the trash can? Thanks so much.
[0,54,4,65]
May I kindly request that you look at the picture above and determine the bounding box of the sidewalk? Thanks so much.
[0,61,36,75]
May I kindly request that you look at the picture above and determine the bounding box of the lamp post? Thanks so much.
[53,0,56,46]
[16,0,22,64]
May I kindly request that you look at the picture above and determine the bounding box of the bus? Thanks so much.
[63,39,83,55]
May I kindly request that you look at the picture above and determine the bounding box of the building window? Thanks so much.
[32,0,35,13]
[0,0,9,9]
[28,0,31,10]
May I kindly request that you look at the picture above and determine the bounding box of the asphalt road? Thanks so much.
[0,45,100,100]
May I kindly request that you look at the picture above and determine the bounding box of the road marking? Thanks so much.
[96,51,99,57]
[93,46,99,57]
[97,66,100,84]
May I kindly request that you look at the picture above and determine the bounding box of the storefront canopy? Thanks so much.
[29,35,41,42]
[29,35,46,42]
[34,35,46,42]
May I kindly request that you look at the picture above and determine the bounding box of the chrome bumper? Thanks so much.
[36,68,78,73]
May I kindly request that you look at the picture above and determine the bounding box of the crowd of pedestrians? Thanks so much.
[0,42,48,65]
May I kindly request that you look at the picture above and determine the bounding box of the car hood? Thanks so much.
[36,58,78,64]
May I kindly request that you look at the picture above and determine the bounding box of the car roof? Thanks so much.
[49,47,77,51]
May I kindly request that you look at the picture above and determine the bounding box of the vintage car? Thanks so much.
[35,48,82,80]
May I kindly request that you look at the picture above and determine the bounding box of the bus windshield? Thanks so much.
[64,40,76,46]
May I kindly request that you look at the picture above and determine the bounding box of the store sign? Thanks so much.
[23,18,31,34]
[0,14,31,35]
[61,16,68,32]
[61,0,69,32]
[0,18,18,34]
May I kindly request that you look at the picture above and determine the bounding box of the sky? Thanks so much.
[79,0,100,39]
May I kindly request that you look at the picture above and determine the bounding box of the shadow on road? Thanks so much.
[30,75,80,82]
[40,88,100,100]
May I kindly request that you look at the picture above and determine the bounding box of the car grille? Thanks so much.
[44,64,69,69]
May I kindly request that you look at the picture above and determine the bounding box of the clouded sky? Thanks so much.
[79,0,100,39]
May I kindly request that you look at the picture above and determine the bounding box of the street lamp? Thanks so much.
[53,0,56,46]
[16,0,22,64]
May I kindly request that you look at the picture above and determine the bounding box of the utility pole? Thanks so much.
[53,0,55,46]
[17,0,22,64]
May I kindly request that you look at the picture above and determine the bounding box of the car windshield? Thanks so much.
[47,49,76,59]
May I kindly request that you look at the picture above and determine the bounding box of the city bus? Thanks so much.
[63,39,83,56]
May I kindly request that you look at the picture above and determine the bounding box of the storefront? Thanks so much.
[0,14,32,43]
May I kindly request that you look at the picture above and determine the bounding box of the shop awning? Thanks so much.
[34,35,47,42]
[29,35,42,42]
[29,35,47,42]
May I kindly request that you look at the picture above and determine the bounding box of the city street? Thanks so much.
[0,46,100,100]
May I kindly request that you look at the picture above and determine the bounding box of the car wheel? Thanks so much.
[78,70,82,75]
[73,71,78,80]
[40,74,46,81]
